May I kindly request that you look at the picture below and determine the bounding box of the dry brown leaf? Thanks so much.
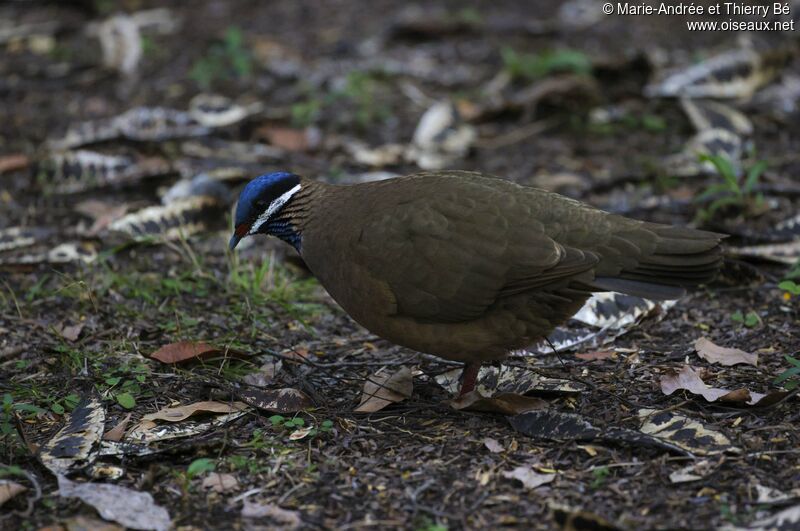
[483,437,504,453]
[575,350,615,361]
[501,466,555,490]
[241,501,301,528]
[660,365,786,406]
[56,323,84,342]
[149,341,222,363]
[0,480,26,507]
[694,337,758,367]
[450,391,548,415]
[354,367,413,413]
[288,426,314,440]
[0,153,29,174]
[63,515,124,531]
[201,472,239,493]
[142,401,249,422]
[255,125,312,151]
[103,413,132,442]
[239,388,313,413]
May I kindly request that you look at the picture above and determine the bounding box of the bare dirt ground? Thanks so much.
[1,1,799,530]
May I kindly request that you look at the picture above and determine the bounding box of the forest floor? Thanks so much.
[1,1,799,530]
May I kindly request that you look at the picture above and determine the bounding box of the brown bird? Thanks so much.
[230,171,724,396]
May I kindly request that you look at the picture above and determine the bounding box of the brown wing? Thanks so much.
[352,176,599,323]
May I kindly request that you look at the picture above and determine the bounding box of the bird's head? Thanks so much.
[229,172,302,250]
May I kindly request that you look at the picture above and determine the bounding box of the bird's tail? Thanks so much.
[590,224,726,300]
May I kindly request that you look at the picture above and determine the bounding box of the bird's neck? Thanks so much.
[268,179,329,252]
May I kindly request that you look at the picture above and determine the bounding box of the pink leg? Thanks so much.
[459,362,482,397]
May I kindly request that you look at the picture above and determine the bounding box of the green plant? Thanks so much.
[335,71,391,128]
[774,355,800,390]
[190,26,253,89]
[501,47,591,80]
[590,465,610,489]
[731,310,761,328]
[2,393,45,438]
[175,457,216,496]
[269,415,334,438]
[695,155,766,221]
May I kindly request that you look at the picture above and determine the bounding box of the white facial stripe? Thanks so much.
[249,183,302,235]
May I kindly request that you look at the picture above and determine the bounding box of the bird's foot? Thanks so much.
[458,362,482,397]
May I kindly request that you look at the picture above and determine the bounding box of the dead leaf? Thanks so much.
[39,397,105,476]
[288,426,314,440]
[639,408,740,456]
[483,437,504,453]
[575,350,615,361]
[660,365,786,406]
[450,391,548,415]
[241,501,301,528]
[63,514,124,531]
[668,460,715,483]
[694,337,758,367]
[58,475,170,531]
[723,503,800,531]
[148,341,222,363]
[0,153,29,174]
[127,410,247,443]
[103,413,132,442]
[435,366,584,397]
[201,472,239,493]
[255,125,316,151]
[354,367,413,413]
[142,401,248,422]
[0,480,26,506]
[56,322,84,342]
[241,359,282,387]
[239,388,313,413]
[501,466,555,490]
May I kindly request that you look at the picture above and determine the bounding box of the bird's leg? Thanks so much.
[458,361,482,396]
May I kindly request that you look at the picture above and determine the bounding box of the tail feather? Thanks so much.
[589,224,725,300]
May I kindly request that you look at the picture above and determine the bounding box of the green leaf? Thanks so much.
[0,465,26,478]
[14,403,46,415]
[290,417,305,427]
[105,376,121,386]
[116,392,136,409]
[695,183,731,203]
[778,280,800,295]
[321,420,334,429]
[187,458,215,478]
[51,402,65,415]
[743,311,760,328]
[744,160,767,194]
[784,355,800,368]
[269,415,285,425]
[774,366,800,385]
[64,394,80,410]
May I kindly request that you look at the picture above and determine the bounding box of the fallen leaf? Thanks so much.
[0,480,26,506]
[660,365,787,406]
[238,388,313,413]
[58,475,170,531]
[39,397,105,476]
[103,413,132,442]
[575,350,615,361]
[201,472,239,493]
[288,426,314,440]
[639,408,741,456]
[450,391,548,415]
[241,501,301,528]
[668,460,715,483]
[241,359,282,387]
[255,125,315,151]
[0,153,29,174]
[755,484,791,504]
[435,366,584,397]
[63,514,124,531]
[142,401,249,422]
[148,341,222,363]
[354,367,413,413]
[57,323,85,342]
[483,437,504,453]
[694,337,758,367]
[126,410,247,444]
[501,466,555,490]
